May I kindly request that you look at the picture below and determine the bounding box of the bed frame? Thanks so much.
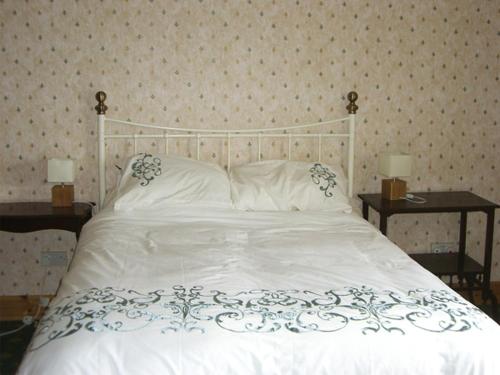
[94,91,359,208]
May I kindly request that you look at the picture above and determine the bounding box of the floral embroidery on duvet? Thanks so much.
[29,286,487,350]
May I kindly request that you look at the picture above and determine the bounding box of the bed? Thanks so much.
[18,92,499,375]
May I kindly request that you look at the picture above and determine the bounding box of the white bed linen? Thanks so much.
[19,207,500,375]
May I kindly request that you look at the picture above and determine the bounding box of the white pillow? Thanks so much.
[114,154,232,211]
[230,160,351,212]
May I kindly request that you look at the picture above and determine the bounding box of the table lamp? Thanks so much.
[378,152,411,200]
[48,158,74,207]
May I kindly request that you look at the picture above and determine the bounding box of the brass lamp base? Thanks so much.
[52,185,74,207]
[381,178,406,200]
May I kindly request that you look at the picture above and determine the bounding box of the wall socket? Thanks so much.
[431,242,456,254]
[41,251,68,267]
[39,297,50,307]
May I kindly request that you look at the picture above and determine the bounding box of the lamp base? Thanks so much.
[381,179,407,200]
[51,185,74,207]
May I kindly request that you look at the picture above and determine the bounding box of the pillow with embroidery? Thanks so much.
[114,154,232,211]
[229,160,351,212]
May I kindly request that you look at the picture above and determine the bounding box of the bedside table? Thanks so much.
[0,202,93,240]
[358,191,498,317]
[0,202,93,320]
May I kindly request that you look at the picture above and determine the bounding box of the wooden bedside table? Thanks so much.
[0,202,93,240]
[0,202,94,320]
[358,191,498,318]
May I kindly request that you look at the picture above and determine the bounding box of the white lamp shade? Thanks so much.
[47,159,74,183]
[378,153,411,178]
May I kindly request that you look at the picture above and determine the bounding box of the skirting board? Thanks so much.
[0,295,53,321]
[456,281,500,305]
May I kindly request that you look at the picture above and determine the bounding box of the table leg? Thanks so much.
[464,274,475,304]
[458,211,467,281]
[489,292,498,321]
[380,214,388,236]
[482,209,495,304]
[362,201,369,220]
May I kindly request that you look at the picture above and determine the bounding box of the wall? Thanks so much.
[1,0,498,295]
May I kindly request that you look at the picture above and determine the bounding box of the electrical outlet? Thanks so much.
[431,242,456,254]
[39,297,50,307]
[41,251,67,267]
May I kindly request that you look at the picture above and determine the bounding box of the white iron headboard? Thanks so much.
[94,91,359,209]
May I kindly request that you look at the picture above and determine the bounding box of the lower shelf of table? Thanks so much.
[409,252,483,277]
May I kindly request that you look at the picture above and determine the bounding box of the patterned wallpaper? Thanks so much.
[0,0,498,295]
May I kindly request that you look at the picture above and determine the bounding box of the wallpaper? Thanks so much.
[0,0,498,295]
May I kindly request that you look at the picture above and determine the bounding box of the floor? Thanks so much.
[0,321,35,375]
[0,306,498,374]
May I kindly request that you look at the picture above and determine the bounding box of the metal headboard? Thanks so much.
[94,91,359,208]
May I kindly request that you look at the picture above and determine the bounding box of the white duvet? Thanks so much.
[19,207,500,375]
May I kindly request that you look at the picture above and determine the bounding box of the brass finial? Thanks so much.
[95,91,108,115]
[346,91,358,114]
